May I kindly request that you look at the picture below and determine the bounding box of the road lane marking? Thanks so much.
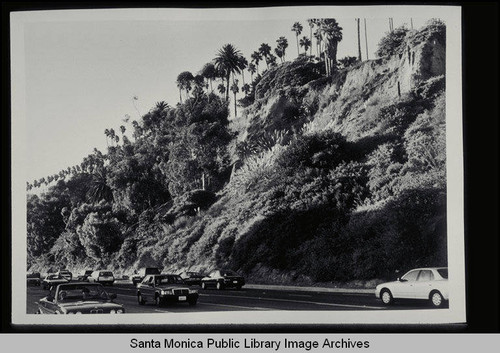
[201,302,275,311]
[154,309,171,313]
[200,294,384,310]
[288,294,312,298]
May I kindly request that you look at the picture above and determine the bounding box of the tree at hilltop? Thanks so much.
[213,44,245,101]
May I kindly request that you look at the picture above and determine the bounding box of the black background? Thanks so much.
[1,1,498,333]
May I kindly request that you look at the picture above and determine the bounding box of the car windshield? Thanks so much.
[100,271,113,276]
[57,284,109,302]
[156,275,184,285]
[437,268,448,279]
[85,271,93,275]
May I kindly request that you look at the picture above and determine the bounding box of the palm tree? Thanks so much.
[238,57,248,85]
[242,83,251,96]
[230,79,239,117]
[307,19,316,56]
[276,36,289,62]
[248,63,256,82]
[299,36,312,55]
[217,83,225,96]
[259,43,272,68]
[314,29,322,58]
[176,71,194,103]
[104,128,110,146]
[120,125,126,135]
[317,18,343,76]
[292,22,303,57]
[213,44,245,101]
[251,51,262,75]
[200,62,217,93]
[274,47,283,63]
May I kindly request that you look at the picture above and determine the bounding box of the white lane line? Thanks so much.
[201,302,275,311]
[199,294,384,310]
[288,294,312,298]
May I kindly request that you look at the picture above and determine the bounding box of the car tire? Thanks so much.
[137,293,145,305]
[236,285,242,290]
[380,289,394,305]
[201,282,206,290]
[430,291,444,308]
[155,295,162,307]
[216,281,224,290]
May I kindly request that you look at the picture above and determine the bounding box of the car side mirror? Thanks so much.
[109,293,117,300]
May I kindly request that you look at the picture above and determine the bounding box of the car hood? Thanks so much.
[156,285,190,290]
[57,301,123,310]
[376,281,398,288]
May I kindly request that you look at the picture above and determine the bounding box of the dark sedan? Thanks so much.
[136,274,198,306]
[37,282,125,314]
[201,269,245,290]
[179,271,205,286]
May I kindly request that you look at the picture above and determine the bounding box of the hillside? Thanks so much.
[27,21,447,287]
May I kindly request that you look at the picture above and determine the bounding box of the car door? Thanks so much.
[397,270,420,298]
[39,287,59,314]
[413,269,435,299]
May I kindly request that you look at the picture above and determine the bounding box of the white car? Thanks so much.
[375,267,448,307]
[88,270,115,285]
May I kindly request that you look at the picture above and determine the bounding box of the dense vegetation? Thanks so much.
[27,19,447,286]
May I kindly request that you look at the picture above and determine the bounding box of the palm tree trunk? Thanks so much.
[225,74,230,101]
[296,35,300,56]
[309,27,313,56]
[179,88,183,104]
[234,92,237,117]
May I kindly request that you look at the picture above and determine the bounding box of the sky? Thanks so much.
[17,7,435,184]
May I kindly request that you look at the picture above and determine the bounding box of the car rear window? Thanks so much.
[437,269,448,279]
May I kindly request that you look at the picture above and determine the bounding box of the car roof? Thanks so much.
[57,282,102,288]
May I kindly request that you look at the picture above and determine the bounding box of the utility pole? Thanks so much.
[410,18,414,30]
[356,18,362,61]
[364,18,369,60]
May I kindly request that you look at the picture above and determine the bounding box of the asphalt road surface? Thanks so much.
[27,282,447,314]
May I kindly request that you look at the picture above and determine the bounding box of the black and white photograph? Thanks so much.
[10,5,466,328]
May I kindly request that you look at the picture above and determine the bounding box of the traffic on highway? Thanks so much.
[27,268,449,315]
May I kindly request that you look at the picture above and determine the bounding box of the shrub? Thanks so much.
[376,26,410,57]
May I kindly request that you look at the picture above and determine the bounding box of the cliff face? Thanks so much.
[235,24,445,145]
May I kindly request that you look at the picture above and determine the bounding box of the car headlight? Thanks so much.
[116,309,124,314]
[67,312,75,315]
[188,289,198,294]
[161,289,173,295]
[75,312,82,314]
[110,309,116,314]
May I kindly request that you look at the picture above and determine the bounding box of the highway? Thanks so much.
[26,281,447,314]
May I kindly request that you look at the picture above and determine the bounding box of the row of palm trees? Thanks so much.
[174,18,344,117]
